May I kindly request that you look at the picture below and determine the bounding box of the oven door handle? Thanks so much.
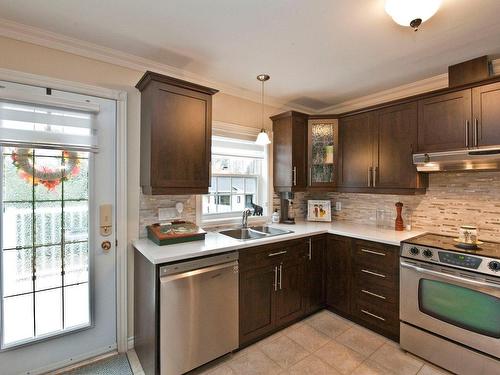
[400,261,500,289]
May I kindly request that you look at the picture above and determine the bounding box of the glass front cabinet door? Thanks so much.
[308,120,338,189]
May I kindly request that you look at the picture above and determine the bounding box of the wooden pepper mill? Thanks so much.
[395,202,404,231]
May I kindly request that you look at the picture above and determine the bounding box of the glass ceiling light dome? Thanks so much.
[385,0,442,30]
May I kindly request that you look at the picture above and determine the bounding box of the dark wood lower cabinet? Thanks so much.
[304,236,326,314]
[275,257,305,327]
[326,235,352,316]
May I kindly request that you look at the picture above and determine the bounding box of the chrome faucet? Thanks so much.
[241,208,252,228]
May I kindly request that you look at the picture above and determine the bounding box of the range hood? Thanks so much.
[413,147,500,172]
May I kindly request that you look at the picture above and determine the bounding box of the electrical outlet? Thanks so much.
[335,201,342,211]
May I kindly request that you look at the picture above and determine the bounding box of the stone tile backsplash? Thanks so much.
[139,171,500,242]
[274,171,500,242]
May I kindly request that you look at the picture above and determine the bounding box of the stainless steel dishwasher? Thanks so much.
[159,252,239,375]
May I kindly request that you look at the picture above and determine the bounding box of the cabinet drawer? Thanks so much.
[352,265,397,288]
[353,299,399,335]
[354,240,399,267]
[354,279,398,306]
[239,239,307,270]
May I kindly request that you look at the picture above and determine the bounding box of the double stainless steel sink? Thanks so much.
[220,225,293,241]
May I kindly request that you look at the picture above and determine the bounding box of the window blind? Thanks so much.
[0,90,100,152]
[212,136,265,159]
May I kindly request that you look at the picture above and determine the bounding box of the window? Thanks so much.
[202,135,268,221]
[0,86,97,349]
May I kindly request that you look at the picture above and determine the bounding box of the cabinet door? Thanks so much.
[374,102,419,189]
[326,236,351,315]
[304,236,326,314]
[472,82,500,147]
[338,113,374,188]
[239,265,277,345]
[149,82,211,192]
[308,121,338,189]
[291,115,308,190]
[275,258,305,328]
[417,89,472,152]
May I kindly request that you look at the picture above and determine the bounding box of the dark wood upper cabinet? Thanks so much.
[417,89,472,153]
[472,81,500,147]
[373,102,426,190]
[271,111,308,192]
[338,113,373,188]
[136,71,218,195]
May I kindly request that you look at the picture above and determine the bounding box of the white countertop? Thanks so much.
[133,221,425,264]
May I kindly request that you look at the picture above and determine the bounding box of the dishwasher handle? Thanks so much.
[160,260,238,283]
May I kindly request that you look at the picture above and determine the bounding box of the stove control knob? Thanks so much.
[409,247,420,256]
[488,261,500,272]
[423,249,433,258]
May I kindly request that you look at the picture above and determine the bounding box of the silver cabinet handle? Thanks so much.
[367,167,372,187]
[274,266,278,291]
[309,167,312,186]
[361,248,386,257]
[279,263,283,290]
[474,118,479,147]
[361,309,386,321]
[361,269,386,278]
[308,238,312,260]
[268,250,287,257]
[361,289,387,300]
[292,166,297,186]
[465,120,470,148]
[372,167,377,188]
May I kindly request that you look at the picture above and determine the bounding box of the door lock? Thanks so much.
[101,240,112,251]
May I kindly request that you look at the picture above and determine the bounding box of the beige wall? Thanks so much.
[0,35,284,338]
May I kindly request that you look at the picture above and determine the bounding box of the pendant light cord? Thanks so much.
[261,79,265,131]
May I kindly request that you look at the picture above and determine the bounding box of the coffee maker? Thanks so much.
[279,192,295,224]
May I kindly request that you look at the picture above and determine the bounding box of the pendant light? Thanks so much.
[385,0,441,31]
[255,74,271,145]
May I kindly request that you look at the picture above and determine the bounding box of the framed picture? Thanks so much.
[307,200,332,222]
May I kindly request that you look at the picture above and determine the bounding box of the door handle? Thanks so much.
[361,269,386,278]
[293,166,297,186]
[308,238,312,260]
[361,248,386,257]
[268,250,287,257]
[474,118,479,147]
[372,167,377,188]
[361,309,386,321]
[367,167,372,187]
[101,240,112,252]
[361,289,387,300]
[309,167,312,186]
[465,120,470,148]
[274,266,278,291]
[279,263,283,290]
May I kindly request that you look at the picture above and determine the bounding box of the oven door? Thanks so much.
[400,259,500,358]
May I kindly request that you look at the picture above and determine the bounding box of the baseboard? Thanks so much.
[28,345,117,375]
[127,336,135,350]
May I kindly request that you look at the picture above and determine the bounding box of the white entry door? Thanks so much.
[0,80,117,375]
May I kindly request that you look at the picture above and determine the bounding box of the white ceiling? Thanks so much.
[1,0,500,112]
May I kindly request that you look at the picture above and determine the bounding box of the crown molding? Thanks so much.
[319,58,500,114]
[0,18,312,113]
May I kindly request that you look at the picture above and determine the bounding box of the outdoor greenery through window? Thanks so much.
[1,147,90,348]
[202,136,268,220]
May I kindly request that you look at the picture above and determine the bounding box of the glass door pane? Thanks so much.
[419,279,500,338]
[310,123,335,185]
[1,147,91,349]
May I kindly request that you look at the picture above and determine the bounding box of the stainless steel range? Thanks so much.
[400,234,500,375]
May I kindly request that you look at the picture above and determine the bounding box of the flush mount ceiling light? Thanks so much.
[385,0,442,31]
[255,74,271,146]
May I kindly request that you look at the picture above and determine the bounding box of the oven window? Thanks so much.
[418,279,500,338]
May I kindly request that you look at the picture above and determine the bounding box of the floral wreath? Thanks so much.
[11,148,81,191]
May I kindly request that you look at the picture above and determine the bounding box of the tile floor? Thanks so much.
[127,310,453,375]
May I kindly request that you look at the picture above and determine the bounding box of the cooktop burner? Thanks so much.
[404,233,500,260]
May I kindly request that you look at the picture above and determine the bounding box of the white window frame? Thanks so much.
[197,121,272,227]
